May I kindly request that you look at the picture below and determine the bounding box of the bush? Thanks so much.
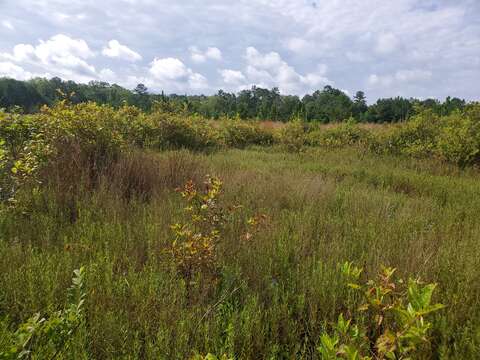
[436,110,480,167]
[274,120,306,151]
[308,119,371,148]
[221,120,273,148]
[171,176,226,285]
[147,112,221,151]
[380,111,440,157]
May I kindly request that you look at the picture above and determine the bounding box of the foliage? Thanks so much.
[171,176,227,282]
[317,263,444,359]
[374,104,480,166]
[147,112,221,151]
[308,119,371,148]
[274,119,306,151]
[0,147,479,358]
[436,110,480,167]
[0,267,86,359]
[0,76,471,123]
[221,120,273,148]
[302,86,354,123]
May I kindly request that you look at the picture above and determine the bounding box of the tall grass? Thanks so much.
[1,146,479,358]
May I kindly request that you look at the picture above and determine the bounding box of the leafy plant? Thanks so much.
[171,176,227,283]
[0,267,86,359]
[274,119,306,152]
[318,263,444,359]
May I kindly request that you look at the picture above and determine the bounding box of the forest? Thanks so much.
[0,76,468,123]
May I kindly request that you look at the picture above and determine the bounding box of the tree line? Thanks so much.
[0,76,469,122]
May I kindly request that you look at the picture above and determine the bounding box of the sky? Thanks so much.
[0,0,479,102]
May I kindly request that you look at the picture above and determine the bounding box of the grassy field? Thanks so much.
[1,145,479,358]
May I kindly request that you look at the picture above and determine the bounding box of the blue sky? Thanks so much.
[0,0,479,101]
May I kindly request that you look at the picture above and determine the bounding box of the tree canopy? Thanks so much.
[0,76,469,122]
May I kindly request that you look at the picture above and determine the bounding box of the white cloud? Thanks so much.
[205,47,222,60]
[285,37,310,52]
[219,69,246,85]
[242,47,331,94]
[1,20,14,30]
[0,61,33,80]
[395,69,432,82]
[189,46,222,63]
[375,33,400,55]
[149,57,208,91]
[150,57,189,80]
[0,0,479,99]
[0,34,97,82]
[99,68,117,82]
[102,40,142,62]
[368,69,433,87]
[188,73,209,89]
[345,51,368,62]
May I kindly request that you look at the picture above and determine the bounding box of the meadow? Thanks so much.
[0,102,479,359]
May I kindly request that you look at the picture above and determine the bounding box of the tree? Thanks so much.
[134,83,148,96]
[365,97,413,123]
[353,91,368,120]
[133,83,151,111]
[302,86,353,122]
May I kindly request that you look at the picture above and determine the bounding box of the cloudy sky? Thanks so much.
[1,0,479,101]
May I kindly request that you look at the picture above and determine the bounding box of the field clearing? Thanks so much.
[1,146,479,358]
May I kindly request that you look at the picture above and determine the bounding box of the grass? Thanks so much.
[1,146,480,358]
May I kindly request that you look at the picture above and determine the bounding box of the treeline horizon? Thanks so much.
[0,76,473,123]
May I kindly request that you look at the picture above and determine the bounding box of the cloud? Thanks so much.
[241,47,330,94]
[0,0,479,99]
[1,20,14,30]
[0,61,33,80]
[375,33,400,55]
[219,69,246,85]
[368,69,432,87]
[150,57,189,80]
[1,34,97,82]
[102,40,142,62]
[99,68,117,82]
[189,46,222,63]
[285,37,310,53]
[149,57,208,91]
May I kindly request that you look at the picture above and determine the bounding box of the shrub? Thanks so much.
[436,110,480,167]
[381,111,440,157]
[308,119,371,148]
[148,112,221,151]
[317,262,444,359]
[274,120,306,151]
[171,176,227,284]
[0,111,52,202]
[221,120,273,148]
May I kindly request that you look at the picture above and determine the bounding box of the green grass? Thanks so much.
[1,147,480,358]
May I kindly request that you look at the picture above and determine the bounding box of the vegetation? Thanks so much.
[0,77,470,122]
[0,101,480,358]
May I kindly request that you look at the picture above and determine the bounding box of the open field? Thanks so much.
[1,142,480,358]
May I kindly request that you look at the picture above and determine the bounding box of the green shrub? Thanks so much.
[274,120,306,151]
[318,262,444,359]
[309,119,371,148]
[436,111,480,167]
[221,120,273,148]
[147,112,221,151]
[381,111,440,157]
